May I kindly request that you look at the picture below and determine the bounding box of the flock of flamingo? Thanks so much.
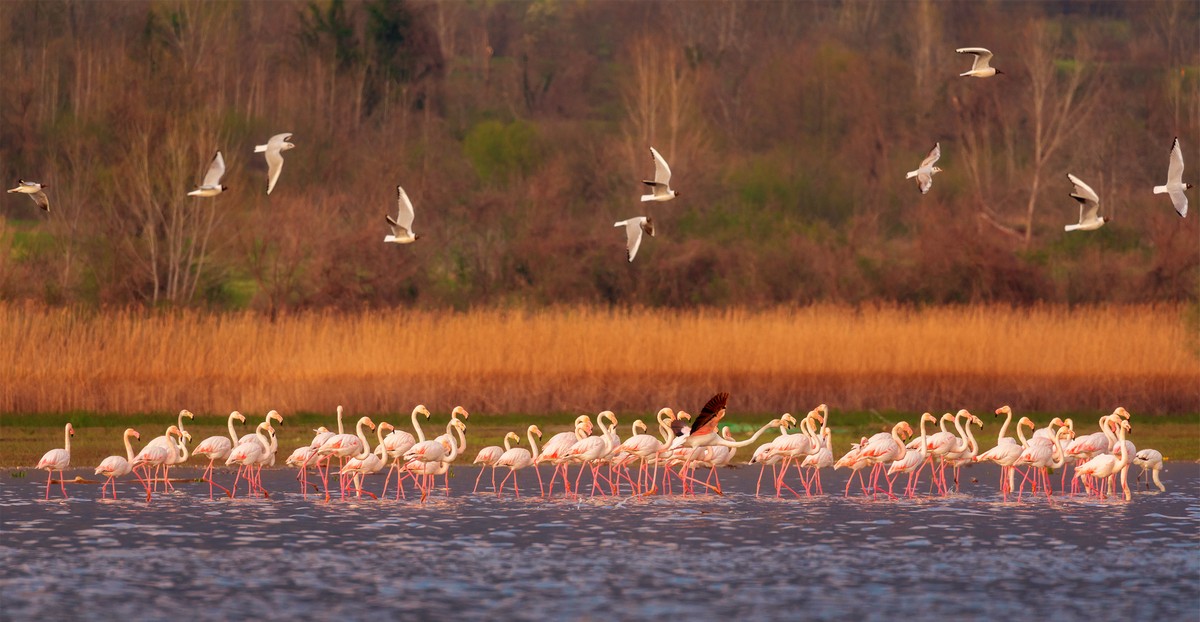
[34,393,1168,504]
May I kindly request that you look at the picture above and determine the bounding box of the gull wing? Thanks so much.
[1167,137,1184,185]
[269,133,293,148]
[649,147,672,185]
[265,149,285,195]
[919,143,941,169]
[394,185,417,231]
[1068,174,1100,221]
[202,151,226,187]
[31,190,49,211]
[620,217,649,262]
[1169,189,1188,218]
[917,171,933,194]
[956,47,993,70]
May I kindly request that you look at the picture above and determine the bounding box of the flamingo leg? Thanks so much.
[474,466,486,493]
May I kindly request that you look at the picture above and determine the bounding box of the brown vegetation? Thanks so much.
[2,304,1195,416]
[0,1,1197,311]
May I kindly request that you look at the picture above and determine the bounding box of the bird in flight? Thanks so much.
[7,179,50,211]
[384,184,421,244]
[614,216,655,262]
[254,133,295,195]
[1064,173,1107,232]
[956,47,1003,78]
[187,151,227,197]
[905,143,943,194]
[641,147,678,202]
[1153,137,1191,218]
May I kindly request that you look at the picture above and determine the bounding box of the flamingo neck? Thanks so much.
[527,428,541,461]
[227,414,241,444]
[64,425,72,454]
[412,410,426,443]
[952,414,968,448]
[1016,422,1030,447]
[123,430,137,461]
[442,433,460,462]
[355,420,371,459]
[996,410,1012,444]
[256,424,271,451]
[503,436,515,452]
[891,426,907,460]
[1100,415,1117,446]
[720,422,777,448]
[918,419,930,457]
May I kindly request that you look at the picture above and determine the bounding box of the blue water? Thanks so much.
[1,463,1197,621]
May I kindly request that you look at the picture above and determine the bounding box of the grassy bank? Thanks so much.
[1,304,1197,417]
[2,409,1197,469]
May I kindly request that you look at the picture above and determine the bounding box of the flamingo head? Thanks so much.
[180,409,194,421]
[1049,417,1065,428]
[232,411,246,423]
[969,414,983,427]
[921,412,937,424]
[1061,417,1074,431]
[313,426,330,434]
[817,403,829,417]
[767,418,784,428]
[126,428,141,440]
[267,410,283,425]
[677,411,692,421]
[183,431,193,442]
[896,421,914,439]
[598,411,617,427]
[166,425,181,438]
[529,425,543,438]
[361,417,377,431]
[265,424,275,436]
[379,422,395,434]
[809,410,825,425]
[416,405,431,419]
[781,413,797,428]
[505,431,520,445]
[721,427,734,441]
[1112,406,1130,419]
[994,405,1011,417]
[451,405,470,420]
[451,419,467,433]
[1018,417,1034,430]
[66,423,75,436]
[633,420,647,435]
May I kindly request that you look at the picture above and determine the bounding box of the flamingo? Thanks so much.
[887,413,936,497]
[380,404,430,500]
[856,421,914,499]
[1133,449,1166,492]
[192,411,247,499]
[942,411,983,491]
[404,419,465,501]
[800,427,834,495]
[495,425,544,498]
[666,393,783,495]
[769,411,823,497]
[563,411,618,497]
[131,425,183,497]
[749,415,795,498]
[613,412,676,495]
[317,415,377,501]
[834,437,871,497]
[144,410,195,454]
[341,422,393,499]
[1074,421,1132,500]
[225,422,275,498]
[1015,426,1071,499]
[36,423,74,500]
[432,410,470,494]
[473,433,518,493]
[285,444,319,497]
[96,428,142,500]
[975,405,1025,499]
[538,415,594,496]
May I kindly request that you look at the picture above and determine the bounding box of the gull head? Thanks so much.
[283,140,296,152]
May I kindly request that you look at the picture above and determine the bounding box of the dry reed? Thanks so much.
[1,304,1196,416]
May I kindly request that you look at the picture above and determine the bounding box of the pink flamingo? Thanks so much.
[1074,420,1132,500]
[495,425,544,497]
[856,421,914,499]
[316,415,376,501]
[473,432,518,493]
[225,422,275,498]
[95,428,141,500]
[379,405,429,500]
[192,411,246,499]
[538,415,594,496]
[36,423,74,500]
[834,437,871,496]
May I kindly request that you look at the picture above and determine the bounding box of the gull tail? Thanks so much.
[614,220,627,227]
[384,235,399,243]
[640,194,656,202]
[254,144,269,153]
[905,170,919,179]
[1064,224,1083,232]
[1153,185,1168,194]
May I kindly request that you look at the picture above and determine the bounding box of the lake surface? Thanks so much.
[1,463,1197,621]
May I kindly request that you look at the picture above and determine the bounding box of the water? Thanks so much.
[1,464,1197,620]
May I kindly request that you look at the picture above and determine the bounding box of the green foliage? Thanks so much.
[462,120,543,184]
[299,0,360,70]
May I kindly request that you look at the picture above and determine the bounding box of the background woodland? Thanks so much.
[1,0,1197,314]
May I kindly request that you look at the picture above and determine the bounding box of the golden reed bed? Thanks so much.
[1,304,1196,415]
